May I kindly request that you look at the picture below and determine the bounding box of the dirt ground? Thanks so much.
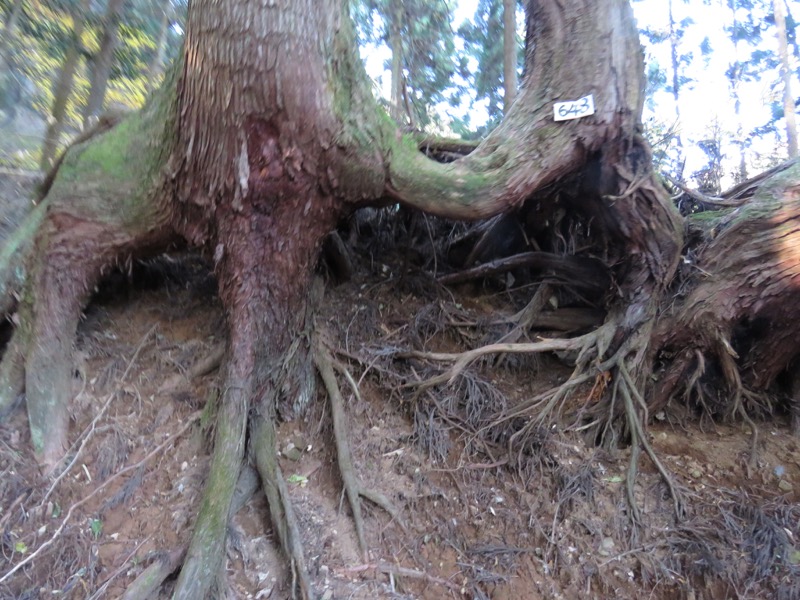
[0,175,799,600]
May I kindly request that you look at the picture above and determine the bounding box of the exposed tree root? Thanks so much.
[438,251,610,292]
[121,547,186,600]
[158,343,225,393]
[403,318,686,522]
[251,413,314,600]
[172,356,250,599]
[121,465,260,599]
[337,561,463,594]
[0,327,25,417]
[314,336,404,559]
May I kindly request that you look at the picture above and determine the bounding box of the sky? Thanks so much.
[361,0,800,188]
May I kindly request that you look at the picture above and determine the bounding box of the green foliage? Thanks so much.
[354,0,459,127]
[1,0,184,137]
[458,0,504,127]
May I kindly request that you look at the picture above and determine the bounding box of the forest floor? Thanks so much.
[0,173,799,600]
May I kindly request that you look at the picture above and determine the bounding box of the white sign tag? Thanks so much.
[553,94,595,121]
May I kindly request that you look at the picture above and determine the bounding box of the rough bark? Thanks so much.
[652,160,800,412]
[82,0,127,128]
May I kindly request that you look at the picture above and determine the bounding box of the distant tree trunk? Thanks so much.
[389,0,403,122]
[40,0,91,170]
[82,0,126,128]
[775,0,798,158]
[0,0,24,68]
[667,0,685,176]
[503,0,517,113]
[144,4,171,94]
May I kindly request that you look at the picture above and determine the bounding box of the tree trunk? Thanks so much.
[389,0,404,122]
[503,0,517,113]
[40,0,91,170]
[775,0,798,158]
[667,0,684,172]
[82,0,126,128]
[144,3,171,94]
[9,0,800,597]
[0,0,24,68]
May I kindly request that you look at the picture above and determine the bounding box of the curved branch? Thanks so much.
[383,0,646,220]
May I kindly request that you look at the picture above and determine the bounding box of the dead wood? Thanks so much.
[438,251,611,292]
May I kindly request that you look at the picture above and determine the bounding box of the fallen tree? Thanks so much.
[1,0,799,597]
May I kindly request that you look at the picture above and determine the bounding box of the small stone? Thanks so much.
[283,447,302,461]
[599,537,615,556]
[778,479,793,492]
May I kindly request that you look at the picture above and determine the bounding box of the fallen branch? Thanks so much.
[337,561,462,593]
[438,251,610,292]
[0,411,201,585]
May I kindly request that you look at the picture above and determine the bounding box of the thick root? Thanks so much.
[314,338,404,560]
[0,328,26,418]
[121,548,186,600]
[251,413,314,600]
[172,357,250,599]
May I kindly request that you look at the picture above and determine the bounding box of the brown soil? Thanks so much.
[1,180,799,600]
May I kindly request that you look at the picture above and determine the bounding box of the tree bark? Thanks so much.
[503,0,517,113]
[40,0,91,170]
[82,0,127,128]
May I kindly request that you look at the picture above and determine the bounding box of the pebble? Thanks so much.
[598,537,615,556]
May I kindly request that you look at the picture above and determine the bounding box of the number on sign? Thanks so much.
[553,95,595,122]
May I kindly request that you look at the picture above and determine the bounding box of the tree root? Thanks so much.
[172,360,250,599]
[314,337,405,560]
[121,465,260,599]
[158,343,225,393]
[121,547,186,600]
[0,328,25,418]
[337,561,463,594]
[251,413,314,599]
[403,320,687,522]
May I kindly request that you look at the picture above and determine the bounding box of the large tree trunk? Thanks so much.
[9,0,798,597]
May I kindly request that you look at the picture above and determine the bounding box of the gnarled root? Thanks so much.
[314,335,404,560]
[172,347,252,598]
[406,317,685,522]
[251,413,314,599]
